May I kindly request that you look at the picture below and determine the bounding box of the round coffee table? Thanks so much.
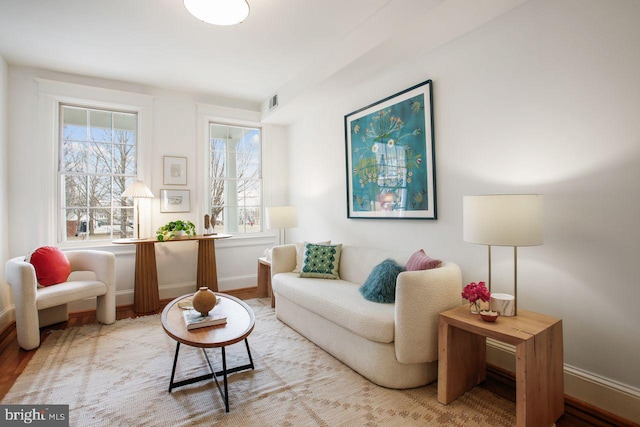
[161,292,255,412]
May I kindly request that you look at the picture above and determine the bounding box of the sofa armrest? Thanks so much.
[271,244,297,277]
[394,262,462,364]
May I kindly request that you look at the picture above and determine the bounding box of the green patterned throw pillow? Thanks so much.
[300,243,342,279]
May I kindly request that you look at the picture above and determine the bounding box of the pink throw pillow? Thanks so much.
[27,246,71,286]
[406,249,441,271]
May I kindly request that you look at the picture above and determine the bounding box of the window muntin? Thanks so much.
[59,105,137,242]
[208,123,262,234]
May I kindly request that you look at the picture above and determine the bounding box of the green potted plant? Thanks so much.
[156,220,197,241]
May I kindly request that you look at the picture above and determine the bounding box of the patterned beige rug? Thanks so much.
[3,298,515,426]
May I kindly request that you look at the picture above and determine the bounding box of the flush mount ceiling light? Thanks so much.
[183,0,250,26]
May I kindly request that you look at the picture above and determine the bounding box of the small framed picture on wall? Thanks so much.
[163,156,187,185]
[160,189,190,213]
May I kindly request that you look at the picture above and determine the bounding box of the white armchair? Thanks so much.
[6,250,116,350]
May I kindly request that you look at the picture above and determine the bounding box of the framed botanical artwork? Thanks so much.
[344,80,437,219]
[163,156,187,185]
[160,189,190,213]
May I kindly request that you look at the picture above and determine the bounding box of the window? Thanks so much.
[208,123,262,234]
[59,105,138,242]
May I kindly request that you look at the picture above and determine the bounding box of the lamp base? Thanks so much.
[490,293,515,316]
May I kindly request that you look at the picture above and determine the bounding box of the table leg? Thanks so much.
[134,242,159,314]
[221,347,229,412]
[515,321,564,427]
[437,318,486,404]
[197,238,218,292]
[168,342,180,392]
[244,339,254,368]
[257,261,270,298]
[168,341,254,413]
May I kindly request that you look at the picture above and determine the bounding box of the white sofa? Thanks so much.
[271,244,462,389]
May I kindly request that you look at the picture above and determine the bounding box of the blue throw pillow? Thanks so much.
[359,259,405,303]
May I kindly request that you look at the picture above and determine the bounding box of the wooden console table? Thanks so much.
[438,305,563,427]
[113,234,231,314]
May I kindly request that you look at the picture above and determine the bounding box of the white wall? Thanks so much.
[287,0,640,420]
[0,55,10,328]
[3,66,284,313]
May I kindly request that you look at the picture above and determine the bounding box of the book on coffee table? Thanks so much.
[183,307,227,330]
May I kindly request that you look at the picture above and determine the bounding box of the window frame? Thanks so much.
[206,121,264,236]
[37,78,153,247]
[58,103,139,243]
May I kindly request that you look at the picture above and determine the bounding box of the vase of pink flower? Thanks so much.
[462,281,491,314]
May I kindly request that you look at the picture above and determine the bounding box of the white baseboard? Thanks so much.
[159,275,258,298]
[0,304,14,332]
[487,339,640,424]
[67,274,259,311]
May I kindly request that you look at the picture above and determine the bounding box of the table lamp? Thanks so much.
[122,179,154,239]
[266,206,298,245]
[463,194,543,315]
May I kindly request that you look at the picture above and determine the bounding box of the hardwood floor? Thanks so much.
[0,300,637,427]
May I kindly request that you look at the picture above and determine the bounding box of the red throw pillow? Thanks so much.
[27,246,71,286]
[406,249,442,271]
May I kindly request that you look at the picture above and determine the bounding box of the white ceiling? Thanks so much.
[0,0,528,124]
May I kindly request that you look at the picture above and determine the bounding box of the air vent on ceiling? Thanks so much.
[268,94,279,111]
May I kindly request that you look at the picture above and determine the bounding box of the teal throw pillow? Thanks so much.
[359,259,405,303]
[300,243,342,279]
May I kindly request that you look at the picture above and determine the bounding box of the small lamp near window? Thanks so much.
[122,180,154,239]
[463,194,543,316]
[266,206,298,246]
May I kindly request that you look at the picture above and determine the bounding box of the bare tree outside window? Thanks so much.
[209,123,262,234]
[60,105,137,242]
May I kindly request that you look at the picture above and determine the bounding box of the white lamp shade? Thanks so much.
[183,0,250,26]
[266,206,298,229]
[463,194,543,246]
[122,180,154,198]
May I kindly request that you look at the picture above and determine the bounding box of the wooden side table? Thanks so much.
[438,305,563,427]
[257,257,273,308]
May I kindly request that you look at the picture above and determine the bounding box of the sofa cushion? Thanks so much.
[405,249,441,271]
[359,259,405,303]
[300,243,342,279]
[273,272,395,343]
[26,246,71,287]
[293,240,331,273]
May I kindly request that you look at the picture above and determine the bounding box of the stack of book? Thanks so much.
[183,306,227,330]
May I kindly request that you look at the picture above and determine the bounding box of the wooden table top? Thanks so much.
[161,293,255,348]
[439,305,562,345]
[113,233,232,245]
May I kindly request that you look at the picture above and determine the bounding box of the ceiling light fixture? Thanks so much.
[183,0,250,26]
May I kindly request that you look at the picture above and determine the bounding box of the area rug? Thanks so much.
[2,298,515,426]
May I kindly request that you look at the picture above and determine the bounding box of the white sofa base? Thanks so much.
[276,293,437,389]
